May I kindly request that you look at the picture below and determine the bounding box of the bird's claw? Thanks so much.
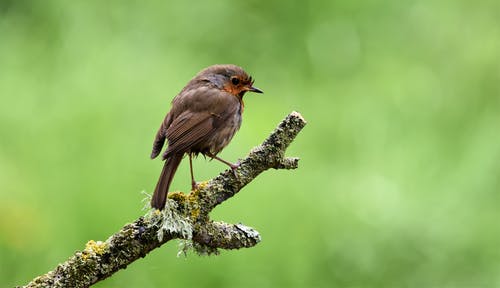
[191,181,199,191]
[229,162,240,178]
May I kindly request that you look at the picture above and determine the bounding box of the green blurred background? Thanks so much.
[1,0,499,287]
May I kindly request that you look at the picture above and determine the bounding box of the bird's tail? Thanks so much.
[151,153,183,210]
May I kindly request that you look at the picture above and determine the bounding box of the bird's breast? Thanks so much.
[208,105,242,155]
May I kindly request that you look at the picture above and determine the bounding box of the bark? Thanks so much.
[22,111,307,288]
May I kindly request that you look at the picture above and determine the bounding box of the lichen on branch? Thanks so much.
[22,111,307,288]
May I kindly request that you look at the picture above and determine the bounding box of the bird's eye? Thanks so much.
[231,77,240,85]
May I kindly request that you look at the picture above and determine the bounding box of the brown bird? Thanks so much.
[150,64,263,210]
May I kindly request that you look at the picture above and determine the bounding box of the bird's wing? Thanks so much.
[159,85,241,159]
[151,112,172,159]
[162,110,215,159]
[150,86,212,159]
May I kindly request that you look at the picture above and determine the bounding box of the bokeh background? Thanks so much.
[1,0,499,287]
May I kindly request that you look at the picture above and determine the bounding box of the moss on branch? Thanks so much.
[21,111,306,288]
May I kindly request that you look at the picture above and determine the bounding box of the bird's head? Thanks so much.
[197,64,263,98]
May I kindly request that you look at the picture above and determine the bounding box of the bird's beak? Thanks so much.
[248,86,264,94]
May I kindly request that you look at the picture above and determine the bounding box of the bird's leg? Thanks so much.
[207,153,240,177]
[189,154,198,190]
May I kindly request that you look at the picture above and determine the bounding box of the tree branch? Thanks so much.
[22,111,307,288]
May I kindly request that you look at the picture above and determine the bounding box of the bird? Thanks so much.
[150,64,263,210]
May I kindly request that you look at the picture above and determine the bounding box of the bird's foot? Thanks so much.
[207,153,241,178]
[229,162,240,178]
[191,180,199,191]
